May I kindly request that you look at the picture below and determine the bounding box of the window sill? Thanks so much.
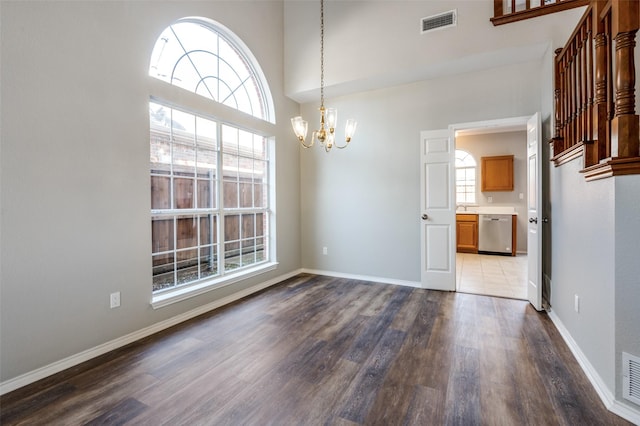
[151,262,278,309]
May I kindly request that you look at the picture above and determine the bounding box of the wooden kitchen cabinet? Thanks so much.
[481,155,514,192]
[456,214,478,253]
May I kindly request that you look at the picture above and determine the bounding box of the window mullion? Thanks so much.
[172,216,178,287]
[216,34,220,106]
[216,121,225,275]
[253,212,257,264]
[194,117,198,211]
[170,109,175,211]
[196,212,201,281]
[238,212,243,268]
[170,109,177,287]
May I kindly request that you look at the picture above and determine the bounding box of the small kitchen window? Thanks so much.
[455,150,476,204]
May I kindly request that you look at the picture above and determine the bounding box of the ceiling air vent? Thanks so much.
[623,352,640,405]
[421,10,457,34]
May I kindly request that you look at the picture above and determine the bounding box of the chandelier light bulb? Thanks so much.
[326,131,335,150]
[345,119,357,142]
[291,116,308,141]
[326,108,337,132]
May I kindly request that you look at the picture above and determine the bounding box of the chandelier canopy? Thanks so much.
[291,0,357,152]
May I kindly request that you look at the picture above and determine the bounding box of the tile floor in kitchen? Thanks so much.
[456,252,528,300]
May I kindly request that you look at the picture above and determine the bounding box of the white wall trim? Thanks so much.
[0,268,304,396]
[548,310,640,425]
[301,268,422,288]
[451,115,530,134]
[548,310,615,403]
[609,400,640,425]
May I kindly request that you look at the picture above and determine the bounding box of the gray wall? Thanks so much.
[550,158,617,392]
[456,131,528,253]
[549,153,640,414]
[615,176,640,404]
[299,60,542,282]
[0,1,301,383]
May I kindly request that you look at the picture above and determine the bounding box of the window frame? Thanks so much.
[148,18,277,309]
[455,149,477,205]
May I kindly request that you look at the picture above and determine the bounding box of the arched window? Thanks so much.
[149,18,276,305]
[455,150,476,204]
[149,18,274,123]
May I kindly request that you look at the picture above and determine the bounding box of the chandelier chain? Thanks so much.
[320,0,324,109]
[289,0,356,150]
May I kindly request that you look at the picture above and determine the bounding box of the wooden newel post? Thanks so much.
[610,0,639,159]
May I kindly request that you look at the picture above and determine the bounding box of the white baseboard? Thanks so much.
[548,311,640,425]
[609,400,640,425]
[300,268,422,288]
[0,268,304,396]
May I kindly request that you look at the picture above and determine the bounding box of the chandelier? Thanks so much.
[291,0,357,152]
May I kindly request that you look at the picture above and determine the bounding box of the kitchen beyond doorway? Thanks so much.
[456,252,527,299]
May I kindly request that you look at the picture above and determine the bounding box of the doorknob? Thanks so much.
[421,214,428,220]
[542,217,549,223]
[529,217,538,224]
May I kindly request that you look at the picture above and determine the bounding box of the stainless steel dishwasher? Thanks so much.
[478,214,512,255]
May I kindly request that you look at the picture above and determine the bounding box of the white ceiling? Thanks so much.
[283,1,587,104]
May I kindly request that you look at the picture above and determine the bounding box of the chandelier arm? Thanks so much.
[300,138,315,148]
[333,140,350,149]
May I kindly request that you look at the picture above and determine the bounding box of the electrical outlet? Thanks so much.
[322,247,328,255]
[110,292,121,309]
[519,193,524,200]
[488,196,493,203]
[574,294,580,313]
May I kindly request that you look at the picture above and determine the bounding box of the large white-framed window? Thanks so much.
[149,18,276,308]
[455,150,476,204]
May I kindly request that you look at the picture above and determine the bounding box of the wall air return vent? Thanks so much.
[623,352,640,405]
[421,10,457,34]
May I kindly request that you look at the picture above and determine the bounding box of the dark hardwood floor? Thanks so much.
[1,274,631,425]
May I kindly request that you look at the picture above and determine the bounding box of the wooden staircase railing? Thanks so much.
[491,0,590,26]
[550,0,639,180]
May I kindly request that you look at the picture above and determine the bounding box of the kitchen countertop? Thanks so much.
[456,206,517,215]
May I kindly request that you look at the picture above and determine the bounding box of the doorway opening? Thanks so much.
[420,113,541,309]
[453,120,528,300]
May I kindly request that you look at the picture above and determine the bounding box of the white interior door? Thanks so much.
[527,112,543,311]
[420,129,456,291]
